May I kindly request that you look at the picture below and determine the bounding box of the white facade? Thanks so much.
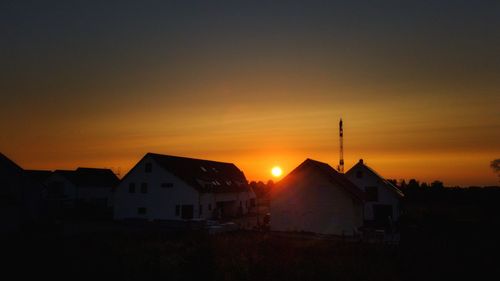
[113,154,256,221]
[345,159,404,224]
[271,159,363,236]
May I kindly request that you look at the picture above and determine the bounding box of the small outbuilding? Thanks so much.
[345,159,404,227]
[44,167,118,209]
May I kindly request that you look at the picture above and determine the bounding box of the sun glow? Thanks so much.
[271,166,283,178]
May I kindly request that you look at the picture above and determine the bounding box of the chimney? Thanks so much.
[359,159,363,164]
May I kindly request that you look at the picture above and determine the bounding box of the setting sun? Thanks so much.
[271,166,283,178]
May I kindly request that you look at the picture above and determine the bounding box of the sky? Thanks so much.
[1,0,499,186]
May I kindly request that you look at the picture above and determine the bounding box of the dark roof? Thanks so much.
[24,170,53,183]
[347,160,404,197]
[279,158,365,201]
[0,153,23,173]
[54,168,119,188]
[147,153,250,193]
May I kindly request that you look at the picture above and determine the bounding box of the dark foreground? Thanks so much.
[3,219,497,281]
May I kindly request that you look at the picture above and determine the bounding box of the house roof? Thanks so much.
[25,170,53,183]
[146,153,250,193]
[0,152,23,173]
[346,159,404,197]
[279,158,365,202]
[54,168,119,188]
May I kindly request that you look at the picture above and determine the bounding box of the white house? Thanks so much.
[44,167,118,209]
[345,159,404,227]
[113,153,256,221]
[270,159,365,236]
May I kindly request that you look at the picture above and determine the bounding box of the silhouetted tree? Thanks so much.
[250,181,270,198]
[266,180,275,189]
[431,180,444,190]
[420,182,429,189]
[399,179,407,190]
[491,159,500,181]
[387,179,398,186]
[407,179,420,190]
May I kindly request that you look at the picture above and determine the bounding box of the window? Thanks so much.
[129,183,136,193]
[181,205,194,219]
[141,182,148,193]
[356,170,363,178]
[365,186,378,202]
[137,207,147,215]
[161,182,174,188]
[175,205,180,216]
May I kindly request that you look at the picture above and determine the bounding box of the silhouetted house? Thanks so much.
[0,153,47,233]
[345,159,404,227]
[44,168,118,210]
[114,153,256,221]
[23,170,52,222]
[1,153,25,233]
[270,159,364,235]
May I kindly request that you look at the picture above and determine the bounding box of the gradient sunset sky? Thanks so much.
[1,1,499,186]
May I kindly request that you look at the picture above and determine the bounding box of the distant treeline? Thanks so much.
[250,178,500,201]
[249,180,274,199]
[249,178,500,224]
[385,179,500,225]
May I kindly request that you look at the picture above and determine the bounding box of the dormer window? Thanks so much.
[145,163,152,173]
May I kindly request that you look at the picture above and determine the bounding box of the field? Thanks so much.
[4,217,497,281]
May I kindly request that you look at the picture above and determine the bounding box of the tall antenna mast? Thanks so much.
[339,118,344,173]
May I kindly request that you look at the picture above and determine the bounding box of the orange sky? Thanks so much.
[2,94,498,186]
[1,1,499,186]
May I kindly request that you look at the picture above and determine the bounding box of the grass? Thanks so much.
[3,216,498,280]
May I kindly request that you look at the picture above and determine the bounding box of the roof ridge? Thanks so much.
[0,152,24,171]
[147,152,235,165]
[348,160,404,197]
[282,158,365,201]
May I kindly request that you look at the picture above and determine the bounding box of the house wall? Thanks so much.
[0,164,24,233]
[0,161,46,231]
[208,190,256,218]
[270,167,363,235]
[114,155,257,221]
[44,174,78,203]
[346,167,400,222]
[78,186,113,207]
[114,155,200,221]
